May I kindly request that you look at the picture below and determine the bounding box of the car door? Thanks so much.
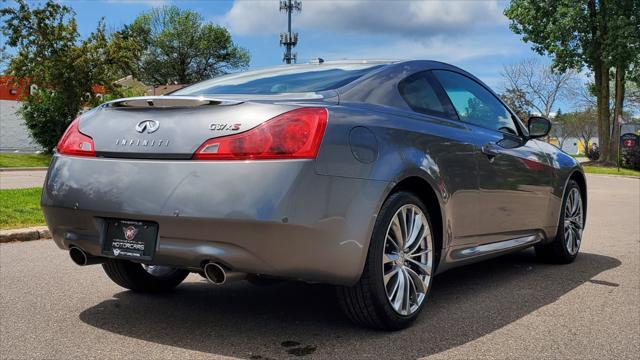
[432,70,553,244]
[396,71,481,248]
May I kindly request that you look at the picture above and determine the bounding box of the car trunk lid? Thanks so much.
[79,96,298,159]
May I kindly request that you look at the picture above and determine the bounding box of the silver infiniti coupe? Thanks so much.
[42,60,586,330]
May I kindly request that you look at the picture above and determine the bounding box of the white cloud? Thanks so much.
[316,36,512,63]
[223,0,506,37]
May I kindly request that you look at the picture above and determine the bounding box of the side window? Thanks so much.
[398,72,458,120]
[433,70,519,135]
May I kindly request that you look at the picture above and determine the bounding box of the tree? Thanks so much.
[501,58,579,118]
[564,109,599,154]
[114,6,250,85]
[607,0,640,157]
[0,0,127,152]
[505,0,640,164]
[500,87,533,122]
[552,110,579,150]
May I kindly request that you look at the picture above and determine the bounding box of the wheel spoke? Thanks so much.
[388,271,401,298]
[566,226,574,253]
[391,216,404,250]
[406,257,432,276]
[408,247,431,258]
[386,234,400,251]
[405,210,423,251]
[384,265,400,286]
[405,266,427,294]
[402,269,411,313]
[391,269,406,311]
[384,252,398,264]
[398,209,408,249]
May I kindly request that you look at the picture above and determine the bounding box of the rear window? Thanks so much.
[174,64,385,95]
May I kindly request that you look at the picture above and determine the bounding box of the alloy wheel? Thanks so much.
[382,204,433,316]
[564,187,583,255]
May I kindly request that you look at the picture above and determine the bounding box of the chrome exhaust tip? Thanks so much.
[69,247,105,266]
[204,262,227,285]
[203,262,246,285]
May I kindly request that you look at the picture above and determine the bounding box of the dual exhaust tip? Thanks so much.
[69,247,105,266]
[203,262,246,285]
[69,247,244,286]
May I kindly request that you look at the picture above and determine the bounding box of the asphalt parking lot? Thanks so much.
[1,174,638,359]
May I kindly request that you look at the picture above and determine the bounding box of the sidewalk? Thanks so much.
[0,168,47,189]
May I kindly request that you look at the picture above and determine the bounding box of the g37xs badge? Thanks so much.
[136,119,160,134]
[209,123,241,131]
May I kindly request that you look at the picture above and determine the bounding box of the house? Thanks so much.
[0,76,40,152]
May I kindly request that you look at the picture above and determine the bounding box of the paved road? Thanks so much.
[0,169,46,189]
[1,174,638,359]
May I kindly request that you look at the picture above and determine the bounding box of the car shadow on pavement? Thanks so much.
[79,249,620,359]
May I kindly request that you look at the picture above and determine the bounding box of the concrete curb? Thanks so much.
[0,167,48,172]
[0,226,50,243]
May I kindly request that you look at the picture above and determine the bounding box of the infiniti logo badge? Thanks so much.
[135,119,160,134]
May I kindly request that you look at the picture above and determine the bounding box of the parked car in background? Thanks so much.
[42,60,586,330]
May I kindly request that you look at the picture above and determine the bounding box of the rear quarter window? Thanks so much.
[398,72,458,120]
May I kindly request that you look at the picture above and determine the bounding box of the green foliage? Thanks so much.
[1,2,248,153]
[113,5,250,85]
[505,0,640,163]
[87,85,146,108]
[0,187,45,230]
[556,108,599,153]
[0,0,121,153]
[582,165,640,176]
[622,147,640,170]
[18,89,76,152]
[0,154,51,168]
[0,154,52,168]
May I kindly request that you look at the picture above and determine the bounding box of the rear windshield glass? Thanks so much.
[174,64,385,95]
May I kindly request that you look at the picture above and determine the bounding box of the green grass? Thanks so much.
[582,165,640,177]
[0,187,45,230]
[0,153,51,168]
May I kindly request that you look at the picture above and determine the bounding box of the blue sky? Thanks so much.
[29,0,579,111]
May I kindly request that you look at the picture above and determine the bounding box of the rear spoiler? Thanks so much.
[102,96,243,108]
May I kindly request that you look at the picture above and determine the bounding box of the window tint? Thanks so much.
[398,72,457,120]
[174,64,384,95]
[433,70,518,135]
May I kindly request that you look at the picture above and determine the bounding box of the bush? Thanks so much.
[622,147,640,170]
[586,145,600,161]
[19,90,78,153]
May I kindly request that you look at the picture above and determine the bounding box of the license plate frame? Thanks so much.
[102,219,158,261]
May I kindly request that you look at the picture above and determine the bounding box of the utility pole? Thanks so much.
[279,0,301,64]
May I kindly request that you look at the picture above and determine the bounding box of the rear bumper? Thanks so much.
[41,155,389,285]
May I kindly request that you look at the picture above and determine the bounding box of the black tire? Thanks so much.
[337,191,435,330]
[535,179,584,264]
[102,260,190,292]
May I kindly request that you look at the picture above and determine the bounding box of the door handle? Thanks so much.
[481,142,500,161]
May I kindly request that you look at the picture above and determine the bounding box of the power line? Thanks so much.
[279,0,301,64]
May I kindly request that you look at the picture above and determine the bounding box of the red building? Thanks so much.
[0,75,106,101]
[0,75,29,101]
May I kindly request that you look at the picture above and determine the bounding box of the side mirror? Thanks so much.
[527,116,551,139]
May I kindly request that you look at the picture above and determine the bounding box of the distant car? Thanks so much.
[42,60,586,330]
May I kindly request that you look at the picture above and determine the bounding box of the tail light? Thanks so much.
[57,118,96,157]
[193,107,327,160]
